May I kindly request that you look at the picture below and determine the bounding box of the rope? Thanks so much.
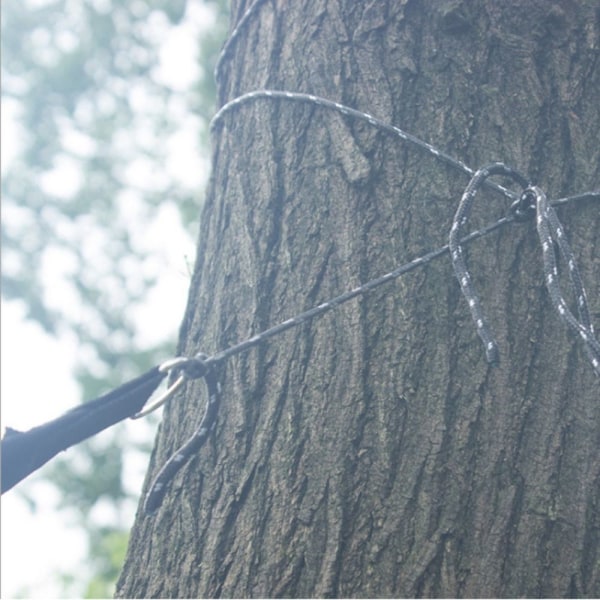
[144,356,221,514]
[211,90,517,200]
[141,90,598,514]
[532,186,600,371]
[449,163,531,364]
[141,213,519,514]
[214,0,271,85]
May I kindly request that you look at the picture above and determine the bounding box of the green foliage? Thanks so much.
[1,0,229,596]
[2,0,214,355]
[82,528,130,598]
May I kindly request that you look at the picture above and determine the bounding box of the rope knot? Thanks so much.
[450,169,599,375]
[181,353,210,379]
[511,188,537,222]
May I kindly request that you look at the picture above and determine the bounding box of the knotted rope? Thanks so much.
[3,0,596,514]
[141,91,598,515]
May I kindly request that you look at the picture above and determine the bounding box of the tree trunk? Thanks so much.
[117,1,599,597]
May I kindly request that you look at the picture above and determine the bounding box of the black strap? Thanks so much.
[1,366,166,493]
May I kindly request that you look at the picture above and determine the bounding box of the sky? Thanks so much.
[1,2,216,596]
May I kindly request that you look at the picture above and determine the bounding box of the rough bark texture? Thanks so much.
[117,0,599,597]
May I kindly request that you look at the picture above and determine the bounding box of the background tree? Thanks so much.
[108,0,600,596]
[1,0,228,596]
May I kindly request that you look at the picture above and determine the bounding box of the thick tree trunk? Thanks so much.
[117,1,599,597]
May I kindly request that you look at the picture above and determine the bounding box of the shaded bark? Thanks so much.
[117,0,600,597]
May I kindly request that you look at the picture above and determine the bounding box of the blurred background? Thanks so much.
[1,0,229,596]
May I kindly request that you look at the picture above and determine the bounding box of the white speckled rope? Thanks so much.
[531,186,600,374]
[144,212,519,514]
[211,89,518,202]
[141,0,600,516]
[143,88,599,514]
[144,184,597,514]
[449,163,599,372]
[210,89,595,212]
[144,356,221,514]
[449,162,531,364]
[214,0,270,84]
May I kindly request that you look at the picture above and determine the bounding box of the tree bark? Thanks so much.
[117,0,600,597]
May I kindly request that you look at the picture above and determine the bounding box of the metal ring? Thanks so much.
[131,355,208,419]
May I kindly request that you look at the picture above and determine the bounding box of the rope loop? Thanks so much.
[450,167,598,374]
[143,361,222,514]
[531,186,600,375]
[449,163,531,364]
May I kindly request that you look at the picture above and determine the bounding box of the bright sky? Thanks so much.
[1,2,216,596]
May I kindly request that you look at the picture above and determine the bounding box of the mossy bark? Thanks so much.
[117,1,599,597]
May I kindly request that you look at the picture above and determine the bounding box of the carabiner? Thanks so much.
[131,355,208,419]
